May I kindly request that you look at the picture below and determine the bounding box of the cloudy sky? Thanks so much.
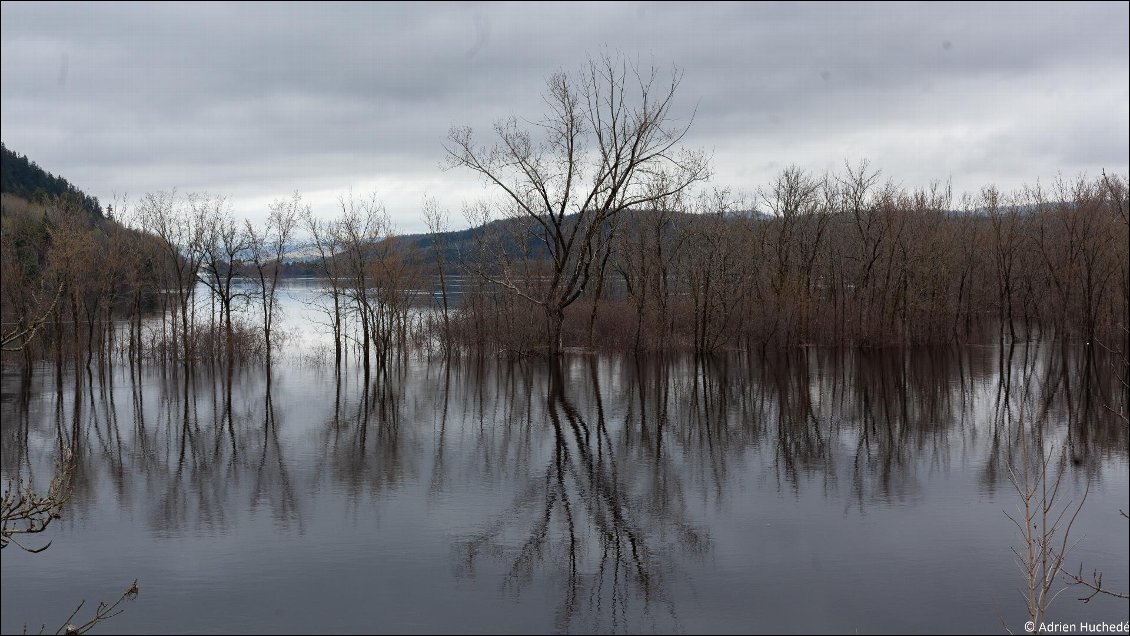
[2,1,1127,231]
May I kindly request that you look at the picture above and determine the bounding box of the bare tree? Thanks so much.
[0,284,62,354]
[1003,394,1088,632]
[423,198,453,350]
[1,452,75,552]
[0,204,62,359]
[4,454,139,635]
[758,166,828,345]
[446,53,710,358]
[304,207,348,367]
[44,581,140,636]
[135,191,209,364]
[333,193,391,373]
[200,197,250,365]
[247,193,302,369]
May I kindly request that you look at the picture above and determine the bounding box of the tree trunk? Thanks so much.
[547,305,564,359]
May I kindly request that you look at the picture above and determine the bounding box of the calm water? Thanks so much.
[1,285,1127,634]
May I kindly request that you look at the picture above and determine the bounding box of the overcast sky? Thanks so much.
[2,1,1127,231]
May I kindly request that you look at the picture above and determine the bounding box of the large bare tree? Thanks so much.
[447,54,710,357]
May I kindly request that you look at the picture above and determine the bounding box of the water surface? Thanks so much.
[1,289,1127,634]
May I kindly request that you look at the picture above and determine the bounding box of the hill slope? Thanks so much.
[1,142,103,220]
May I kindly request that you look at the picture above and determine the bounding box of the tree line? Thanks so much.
[2,55,1127,373]
[0,187,426,379]
[455,165,1127,356]
[1,142,103,219]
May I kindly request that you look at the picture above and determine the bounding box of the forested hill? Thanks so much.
[1,142,103,219]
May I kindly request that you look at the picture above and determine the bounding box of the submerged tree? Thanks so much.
[304,207,348,368]
[247,193,302,369]
[200,197,250,365]
[135,191,209,365]
[334,193,392,374]
[447,53,710,358]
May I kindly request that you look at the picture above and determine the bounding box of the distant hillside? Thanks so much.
[391,208,766,268]
[396,216,546,267]
[1,142,103,220]
[278,211,669,276]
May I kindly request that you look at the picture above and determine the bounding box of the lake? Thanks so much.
[1,283,1127,634]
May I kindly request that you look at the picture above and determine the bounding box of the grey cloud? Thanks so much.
[2,1,1126,230]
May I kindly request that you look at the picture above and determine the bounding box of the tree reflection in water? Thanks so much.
[453,358,710,633]
[0,343,1125,633]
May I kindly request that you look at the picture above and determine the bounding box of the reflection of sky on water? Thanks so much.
[1,281,1126,633]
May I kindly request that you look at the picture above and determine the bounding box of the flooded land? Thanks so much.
[1,284,1126,634]
[2,6,1128,632]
